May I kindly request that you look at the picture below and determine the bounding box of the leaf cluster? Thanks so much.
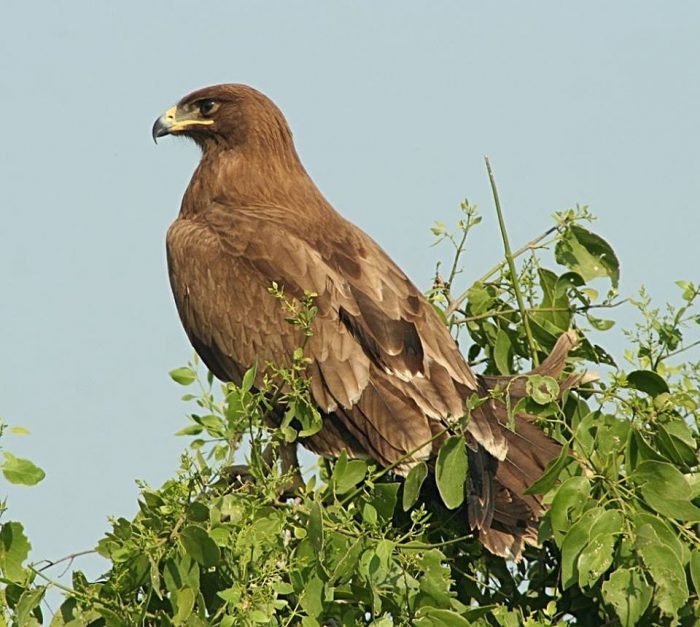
[1,196,700,625]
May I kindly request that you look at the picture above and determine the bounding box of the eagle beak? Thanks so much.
[152,105,214,143]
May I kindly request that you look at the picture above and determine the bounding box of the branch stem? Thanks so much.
[445,226,559,316]
[485,156,539,366]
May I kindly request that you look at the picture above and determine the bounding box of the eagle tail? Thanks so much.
[466,330,595,560]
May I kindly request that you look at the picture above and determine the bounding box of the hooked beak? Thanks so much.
[151,105,214,143]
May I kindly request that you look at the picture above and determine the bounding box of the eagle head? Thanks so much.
[152,83,292,152]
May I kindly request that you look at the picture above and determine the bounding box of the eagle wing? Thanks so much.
[166,202,507,467]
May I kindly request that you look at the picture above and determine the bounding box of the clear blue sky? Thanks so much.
[1,1,699,610]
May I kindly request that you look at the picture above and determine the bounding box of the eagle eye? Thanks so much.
[197,99,217,117]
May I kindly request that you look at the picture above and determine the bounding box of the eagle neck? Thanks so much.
[180,147,327,219]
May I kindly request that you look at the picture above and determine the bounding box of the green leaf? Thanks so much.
[550,476,591,546]
[690,551,700,597]
[635,523,688,618]
[524,442,571,495]
[560,507,604,589]
[586,313,615,331]
[273,581,295,595]
[531,268,573,333]
[375,539,394,571]
[601,568,652,627]
[192,414,224,431]
[297,403,323,438]
[0,522,31,582]
[371,483,400,521]
[526,375,560,405]
[186,501,209,523]
[308,502,323,552]
[174,424,204,437]
[555,224,620,287]
[675,279,697,302]
[163,554,199,597]
[299,575,324,617]
[626,429,667,470]
[169,366,197,385]
[625,370,669,397]
[15,585,45,626]
[577,509,622,588]
[403,462,428,511]
[416,607,472,626]
[465,282,494,316]
[241,362,257,392]
[656,422,696,467]
[632,513,688,565]
[631,461,700,521]
[332,453,367,494]
[1,453,45,486]
[173,587,195,626]
[362,502,378,525]
[493,329,512,375]
[435,436,468,509]
[179,525,220,567]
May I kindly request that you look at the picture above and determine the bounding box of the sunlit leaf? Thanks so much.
[169,367,197,386]
[524,442,571,495]
[0,521,31,582]
[180,526,220,568]
[493,329,513,375]
[332,453,367,494]
[586,313,615,331]
[631,461,700,521]
[403,462,428,511]
[555,225,619,287]
[560,507,604,589]
[415,607,472,626]
[550,476,591,546]
[308,502,323,552]
[1,452,45,486]
[691,551,700,598]
[241,362,257,392]
[601,568,652,627]
[635,523,688,618]
[435,436,468,509]
[526,374,560,405]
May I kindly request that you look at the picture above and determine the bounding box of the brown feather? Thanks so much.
[157,83,581,559]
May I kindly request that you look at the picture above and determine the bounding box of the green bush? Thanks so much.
[2,189,699,626]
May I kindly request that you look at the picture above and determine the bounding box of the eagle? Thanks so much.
[152,84,575,559]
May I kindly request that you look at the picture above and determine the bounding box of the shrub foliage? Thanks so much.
[1,193,700,626]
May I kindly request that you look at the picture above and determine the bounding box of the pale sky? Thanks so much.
[1,1,699,608]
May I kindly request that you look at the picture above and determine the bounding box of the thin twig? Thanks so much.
[452,299,628,325]
[447,216,471,287]
[660,338,700,363]
[34,549,96,573]
[446,226,559,316]
[484,156,539,365]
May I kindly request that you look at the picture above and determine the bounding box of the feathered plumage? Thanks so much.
[153,84,576,558]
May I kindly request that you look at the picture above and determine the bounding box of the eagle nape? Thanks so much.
[153,83,588,560]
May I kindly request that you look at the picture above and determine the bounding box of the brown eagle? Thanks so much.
[153,84,573,559]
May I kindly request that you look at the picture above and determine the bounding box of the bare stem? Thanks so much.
[446,226,559,316]
[34,548,96,574]
[660,338,700,363]
[484,156,539,366]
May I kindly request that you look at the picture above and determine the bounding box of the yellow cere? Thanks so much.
[161,105,214,132]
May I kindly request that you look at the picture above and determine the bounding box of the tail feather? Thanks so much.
[464,330,593,560]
